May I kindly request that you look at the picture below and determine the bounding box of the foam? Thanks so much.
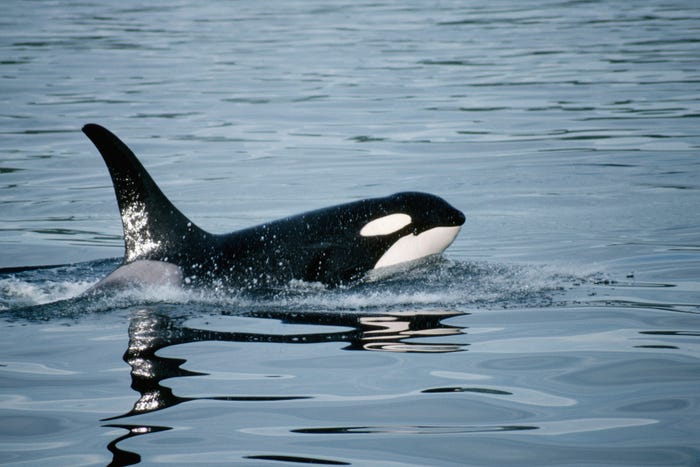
[0,259,598,316]
[0,277,96,310]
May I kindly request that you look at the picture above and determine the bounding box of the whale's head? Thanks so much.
[357,192,465,270]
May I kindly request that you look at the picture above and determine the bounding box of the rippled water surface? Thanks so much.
[2,1,700,465]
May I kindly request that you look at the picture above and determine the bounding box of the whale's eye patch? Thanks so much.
[360,213,412,237]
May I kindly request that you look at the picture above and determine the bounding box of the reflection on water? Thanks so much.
[104,308,465,466]
[104,424,171,467]
[290,425,537,436]
[245,453,351,466]
[112,309,465,419]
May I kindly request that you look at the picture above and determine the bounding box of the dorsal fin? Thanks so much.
[82,123,210,263]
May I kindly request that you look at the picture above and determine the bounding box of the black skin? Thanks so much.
[82,124,465,288]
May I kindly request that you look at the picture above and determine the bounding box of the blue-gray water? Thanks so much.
[2,1,700,465]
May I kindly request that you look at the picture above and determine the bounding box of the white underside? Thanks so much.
[372,225,462,270]
[89,260,183,292]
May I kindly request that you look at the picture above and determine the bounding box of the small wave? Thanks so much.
[0,276,96,310]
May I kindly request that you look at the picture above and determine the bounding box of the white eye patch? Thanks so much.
[360,213,412,237]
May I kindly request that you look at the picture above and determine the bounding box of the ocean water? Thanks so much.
[2,1,700,465]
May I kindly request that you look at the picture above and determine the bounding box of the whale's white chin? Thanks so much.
[372,226,462,270]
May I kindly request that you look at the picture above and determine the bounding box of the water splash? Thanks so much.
[121,202,161,262]
[0,257,592,319]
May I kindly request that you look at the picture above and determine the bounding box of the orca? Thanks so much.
[81,123,465,291]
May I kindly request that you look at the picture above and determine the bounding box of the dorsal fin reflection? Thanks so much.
[104,308,467,421]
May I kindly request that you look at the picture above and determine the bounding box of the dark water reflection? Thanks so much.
[104,424,171,467]
[113,309,465,417]
[103,308,466,466]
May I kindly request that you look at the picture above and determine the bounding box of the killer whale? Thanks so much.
[82,123,465,290]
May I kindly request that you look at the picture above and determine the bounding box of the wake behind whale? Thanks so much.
[80,124,465,292]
